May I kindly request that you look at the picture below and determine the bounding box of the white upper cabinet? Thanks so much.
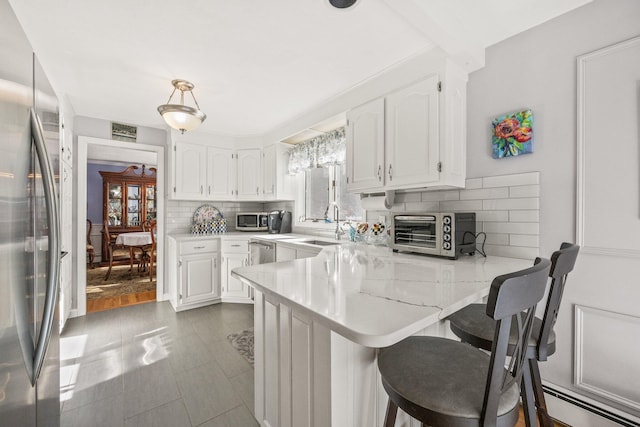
[207,147,235,199]
[262,144,277,199]
[346,60,467,193]
[385,75,440,189]
[236,148,262,200]
[346,98,385,192]
[173,141,207,199]
[263,143,297,200]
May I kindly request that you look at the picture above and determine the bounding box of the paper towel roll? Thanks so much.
[360,191,395,210]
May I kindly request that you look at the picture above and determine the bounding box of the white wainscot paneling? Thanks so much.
[575,305,640,411]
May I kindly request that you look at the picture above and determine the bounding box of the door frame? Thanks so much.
[74,135,165,317]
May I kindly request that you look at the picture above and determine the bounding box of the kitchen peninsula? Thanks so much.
[231,244,532,427]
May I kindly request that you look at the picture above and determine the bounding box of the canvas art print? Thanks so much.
[492,109,533,158]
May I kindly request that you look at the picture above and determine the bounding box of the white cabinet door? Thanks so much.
[236,149,262,200]
[174,142,206,199]
[180,252,219,305]
[385,75,440,189]
[262,144,276,200]
[346,97,385,192]
[222,253,250,299]
[207,146,234,199]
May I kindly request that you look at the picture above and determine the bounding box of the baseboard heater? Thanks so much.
[543,385,640,427]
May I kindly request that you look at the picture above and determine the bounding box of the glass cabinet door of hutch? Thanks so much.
[100,165,157,233]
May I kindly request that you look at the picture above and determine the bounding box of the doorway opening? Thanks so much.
[75,136,165,316]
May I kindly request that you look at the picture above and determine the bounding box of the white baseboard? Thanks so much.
[544,383,640,427]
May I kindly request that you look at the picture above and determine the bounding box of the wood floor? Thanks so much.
[86,289,156,313]
[516,407,566,427]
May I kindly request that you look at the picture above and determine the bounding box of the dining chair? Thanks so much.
[103,220,135,280]
[447,243,579,427]
[147,220,157,282]
[86,219,95,269]
[378,258,552,427]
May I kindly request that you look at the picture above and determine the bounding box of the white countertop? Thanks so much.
[231,244,532,348]
[167,231,308,241]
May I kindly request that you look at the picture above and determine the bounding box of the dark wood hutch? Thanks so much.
[100,165,157,256]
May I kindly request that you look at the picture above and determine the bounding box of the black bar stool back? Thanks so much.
[378,258,552,427]
[447,243,579,426]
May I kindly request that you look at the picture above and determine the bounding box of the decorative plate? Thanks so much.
[193,205,222,224]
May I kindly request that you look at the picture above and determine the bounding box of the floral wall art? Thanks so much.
[492,109,533,158]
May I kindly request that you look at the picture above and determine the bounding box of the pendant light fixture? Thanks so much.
[157,79,206,134]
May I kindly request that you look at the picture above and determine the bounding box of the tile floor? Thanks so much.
[60,302,259,427]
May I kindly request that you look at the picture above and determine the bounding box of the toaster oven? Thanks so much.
[390,212,476,259]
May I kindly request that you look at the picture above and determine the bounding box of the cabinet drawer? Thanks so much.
[179,239,220,255]
[221,239,249,253]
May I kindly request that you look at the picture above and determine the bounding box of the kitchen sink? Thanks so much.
[300,240,340,246]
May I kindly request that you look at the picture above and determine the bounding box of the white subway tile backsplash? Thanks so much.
[403,201,440,212]
[483,198,539,211]
[483,233,510,246]
[482,172,540,188]
[475,210,509,222]
[510,234,540,247]
[421,190,460,202]
[509,210,539,222]
[483,222,539,235]
[459,187,509,201]
[464,178,483,189]
[509,185,540,198]
[440,200,483,212]
[484,244,539,259]
[363,172,541,259]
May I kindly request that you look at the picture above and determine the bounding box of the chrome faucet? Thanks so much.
[334,204,345,240]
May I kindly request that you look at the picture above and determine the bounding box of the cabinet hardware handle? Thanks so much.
[214,258,217,268]
[200,185,203,194]
[231,244,241,247]
[208,185,211,195]
[388,164,393,181]
[272,184,274,192]
[193,245,205,249]
[377,165,381,182]
[256,186,259,195]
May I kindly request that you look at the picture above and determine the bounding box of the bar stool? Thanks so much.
[447,243,579,427]
[378,258,552,427]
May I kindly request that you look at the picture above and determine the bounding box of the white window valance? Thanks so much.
[288,127,346,174]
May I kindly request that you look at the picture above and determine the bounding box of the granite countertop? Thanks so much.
[231,244,532,348]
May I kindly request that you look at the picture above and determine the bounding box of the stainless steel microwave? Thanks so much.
[236,212,268,231]
[390,212,476,259]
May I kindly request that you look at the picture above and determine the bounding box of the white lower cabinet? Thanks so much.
[221,237,252,303]
[168,237,221,311]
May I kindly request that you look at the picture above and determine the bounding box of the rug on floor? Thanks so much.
[227,328,254,365]
[86,264,156,300]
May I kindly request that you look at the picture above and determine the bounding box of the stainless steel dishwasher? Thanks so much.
[249,239,276,265]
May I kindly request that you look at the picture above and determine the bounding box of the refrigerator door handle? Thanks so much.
[30,108,61,385]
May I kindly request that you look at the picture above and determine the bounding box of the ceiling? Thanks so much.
[9,0,591,138]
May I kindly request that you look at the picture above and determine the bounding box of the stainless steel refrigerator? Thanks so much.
[1,0,61,425]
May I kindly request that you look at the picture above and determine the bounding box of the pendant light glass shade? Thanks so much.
[158,79,206,134]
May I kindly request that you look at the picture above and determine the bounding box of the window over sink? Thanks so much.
[287,125,362,223]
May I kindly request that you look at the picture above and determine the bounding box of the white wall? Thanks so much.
[466,0,640,256]
[464,0,640,421]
